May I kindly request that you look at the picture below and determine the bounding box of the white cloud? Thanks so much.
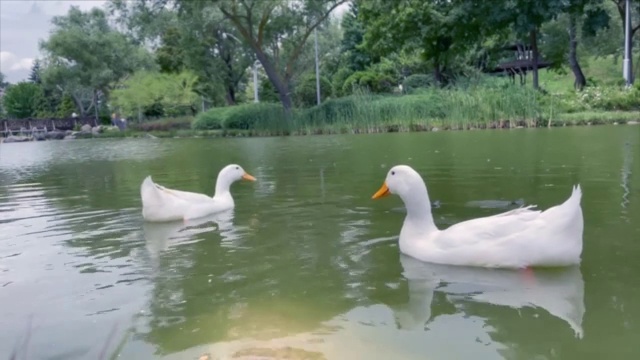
[0,0,106,83]
[0,51,33,73]
[0,51,16,65]
[10,58,35,71]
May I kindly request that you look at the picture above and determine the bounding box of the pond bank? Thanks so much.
[2,112,639,142]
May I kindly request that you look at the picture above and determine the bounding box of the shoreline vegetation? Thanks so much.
[4,83,639,142]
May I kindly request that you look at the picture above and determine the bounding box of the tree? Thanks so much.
[178,3,253,105]
[340,2,371,72]
[501,0,574,89]
[542,1,612,90]
[109,0,251,106]
[359,0,501,85]
[28,59,43,84]
[610,0,640,79]
[110,71,199,120]
[39,6,154,118]
[1,82,43,119]
[611,0,640,37]
[156,27,186,74]
[207,0,349,113]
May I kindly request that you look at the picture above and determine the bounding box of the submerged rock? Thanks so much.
[465,199,525,209]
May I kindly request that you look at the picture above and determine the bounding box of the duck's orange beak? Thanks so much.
[372,182,390,199]
[242,173,257,181]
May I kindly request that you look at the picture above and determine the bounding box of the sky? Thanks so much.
[0,0,106,83]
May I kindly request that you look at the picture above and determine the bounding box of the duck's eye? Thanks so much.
[235,166,239,170]
[391,171,395,176]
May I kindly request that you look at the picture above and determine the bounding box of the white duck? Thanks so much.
[372,165,583,269]
[141,164,256,223]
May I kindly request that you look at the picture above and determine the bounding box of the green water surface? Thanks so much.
[1,126,638,359]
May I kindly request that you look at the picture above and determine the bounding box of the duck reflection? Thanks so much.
[393,255,585,338]
[143,210,240,261]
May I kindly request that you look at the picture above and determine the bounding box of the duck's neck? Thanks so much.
[213,177,233,201]
[399,182,437,234]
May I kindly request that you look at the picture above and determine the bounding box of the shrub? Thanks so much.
[342,71,396,95]
[577,86,640,111]
[258,79,280,103]
[300,96,358,125]
[331,68,354,97]
[402,74,435,93]
[192,107,228,130]
[224,103,285,130]
[134,117,193,131]
[294,73,333,107]
[192,103,286,131]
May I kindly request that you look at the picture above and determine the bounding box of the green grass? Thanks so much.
[538,55,626,93]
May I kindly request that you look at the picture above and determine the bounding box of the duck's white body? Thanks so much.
[141,164,255,222]
[372,165,584,269]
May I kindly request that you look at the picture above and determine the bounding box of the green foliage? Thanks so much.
[56,94,78,118]
[34,93,58,118]
[156,27,186,74]
[298,85,547,129]
[342,71,396,94]
[1,82,43,119]
[359,0,496,84]
[330,68,354,97]
[192,103,286,130]
[40,6,154,102]
[402,74,435,93]
[29,60,43,84]
[259,79,280,104]
[299,96,365,125]
[206,0,350,111]
[224,103,286,130]
[132,117,193,131]
[192,107,228,130]
[110,71,199,119]
[294,74,333,107]
[340,2,372,72]
[574,86,640,111]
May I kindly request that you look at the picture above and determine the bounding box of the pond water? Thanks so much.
[1,126,639,360]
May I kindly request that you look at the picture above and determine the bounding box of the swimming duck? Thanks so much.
[372,165,583,269]
[141,164,256,222]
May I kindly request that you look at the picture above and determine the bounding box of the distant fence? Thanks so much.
[1,117,98,136]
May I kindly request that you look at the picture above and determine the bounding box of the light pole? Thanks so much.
[314,28,321,105]
[623,0,634,87]
[253,60,260,103]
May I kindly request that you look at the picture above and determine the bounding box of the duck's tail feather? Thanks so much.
[141,176,164,208]
[565,184,582,208]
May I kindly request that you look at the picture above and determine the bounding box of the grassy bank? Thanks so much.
[5,56,638,140]
[99,73,640,139]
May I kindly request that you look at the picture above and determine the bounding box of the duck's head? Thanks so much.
[372,165,425,200]
[219,164,257,184]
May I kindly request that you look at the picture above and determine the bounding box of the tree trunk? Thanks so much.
[530,29,539,90]
[254,49,293,114]
[433,60,444,86]
[568,15,587,91]
[222,52,238,106]
[71,95,86,116]
[225,86,236,106]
